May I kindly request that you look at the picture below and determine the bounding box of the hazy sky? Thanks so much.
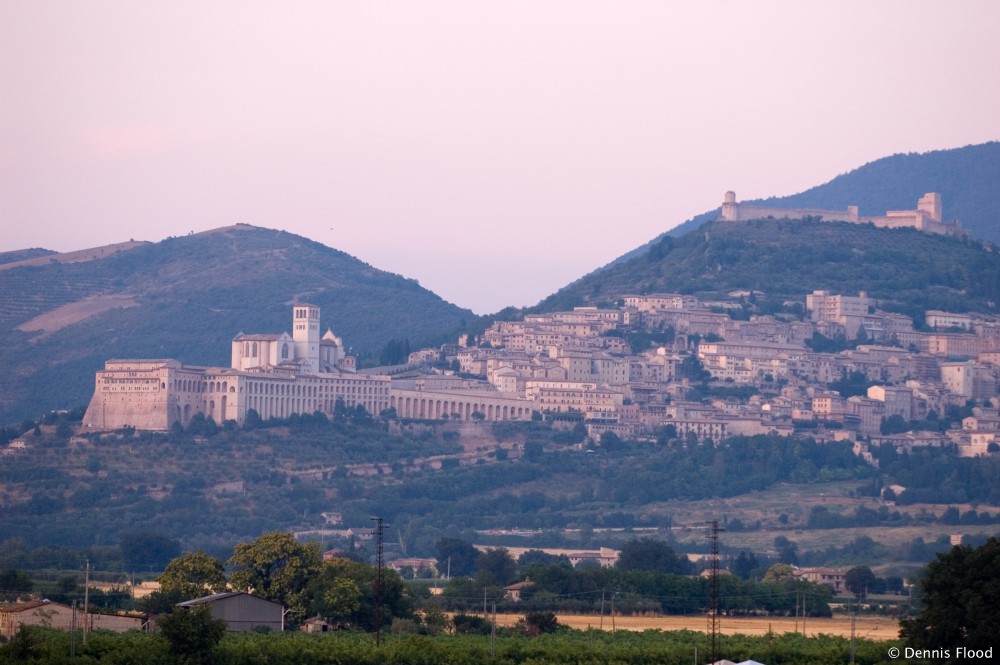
[2,1,999,314]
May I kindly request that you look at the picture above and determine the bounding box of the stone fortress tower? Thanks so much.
[721,191,738,223]
[917,192,942,223]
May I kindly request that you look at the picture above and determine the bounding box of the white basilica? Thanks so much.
[82,304,390,431]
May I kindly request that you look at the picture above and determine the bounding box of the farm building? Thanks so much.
[177,592,284,632]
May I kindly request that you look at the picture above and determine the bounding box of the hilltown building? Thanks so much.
[81,291,1000,459]
[0,600,142,638]
[388,376,536,421]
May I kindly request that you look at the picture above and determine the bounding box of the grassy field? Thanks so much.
[647,481,999,560]
[493,612,899,640]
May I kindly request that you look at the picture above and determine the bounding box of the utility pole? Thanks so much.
[610,590,616,632]
[802,593,807,637]
[70,601,77,658]
[705,520,725,665]
[83,560,90,644]
[849,597,857,665]
[371,517,387,647]
[490,602,497,660]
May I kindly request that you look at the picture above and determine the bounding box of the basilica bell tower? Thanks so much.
[293,304,321,373]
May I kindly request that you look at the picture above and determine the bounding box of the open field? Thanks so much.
[493,613,899,640]
[496,480,1000,573]
[641,481,1000,558]
[0,240,148,270]
[16,294,138,336]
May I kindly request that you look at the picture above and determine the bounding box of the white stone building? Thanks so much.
[83,305,389,431]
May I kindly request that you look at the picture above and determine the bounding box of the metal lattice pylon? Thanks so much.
[371,516,387,646]
[706,520,725,664]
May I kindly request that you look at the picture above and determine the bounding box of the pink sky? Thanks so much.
[2,1,999,313]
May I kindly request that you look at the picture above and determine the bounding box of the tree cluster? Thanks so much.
[902,537,1000,656]
[145,531,413,633]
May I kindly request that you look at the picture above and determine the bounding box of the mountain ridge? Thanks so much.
[5,143,1000,421]
[0,224,473,422]
[602,141,1000,271]
[534,217,1000,319]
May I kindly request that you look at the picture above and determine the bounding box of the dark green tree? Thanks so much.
[54,416,73,439]
[616,538,693,575]
[476,548,517,586]
[452,613,492,634]
[732,551,759,580]
[522,610,560,635]
[599,431,624,451]
[844,565,877,598]
[0,569,33,600]
[434,537,479,577]
[243,408,263,430]
[677,354,711,382]
[228,531,322,616]
[119,532,182,573]
[139,588,187,614]
[378,338,411,366]
[880,413,910,435]
[158,550,228,599]
[156,604,227,665]
[829,370,872,398]
[901,537,1000,656]
[185,412,218,437]
[523,439,544,462]
[306,557,413,631]
[518,550,572,571]
[773,535,799,565]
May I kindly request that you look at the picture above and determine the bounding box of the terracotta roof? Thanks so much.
[0,600,67,613]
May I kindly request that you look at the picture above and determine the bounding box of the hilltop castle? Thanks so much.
[719,191,967,236]
[82,305,390,431]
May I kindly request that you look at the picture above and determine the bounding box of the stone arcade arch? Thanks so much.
[388,388,534,423]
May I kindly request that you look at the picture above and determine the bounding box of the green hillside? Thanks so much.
[536,218,1000,317]
[0,248,56,265]
[0,225,473,423]
[743,142,1000,236]
[609,142,1000,269]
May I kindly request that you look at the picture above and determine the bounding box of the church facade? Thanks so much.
[82,305,390,431]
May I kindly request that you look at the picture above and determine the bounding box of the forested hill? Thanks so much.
[613,141,1000,266]
[534,218,1000,317]
[0,225,474,422]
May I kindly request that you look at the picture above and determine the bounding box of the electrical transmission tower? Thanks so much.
[371,516,387,646]
[706,520,725,664]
